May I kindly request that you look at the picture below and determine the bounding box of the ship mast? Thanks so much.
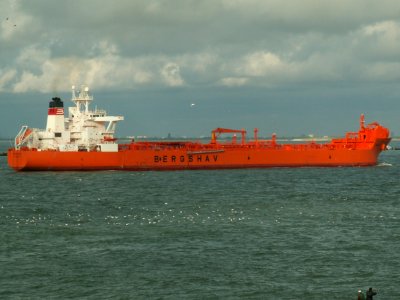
[72,85,93,114]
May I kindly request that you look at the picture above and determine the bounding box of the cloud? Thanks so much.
[16,45,51,69]
[219,77,248,87]
[361,21,400,61]
[132,71,153,84]
[220,0,400,33]
[0,0,35,41]
[1,1,400,93]
[239,52,283,77]
[0,69,17,91]
[10,41,194,92]
[161,63,184,87]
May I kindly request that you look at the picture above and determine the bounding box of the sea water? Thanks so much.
[1,140,399,299]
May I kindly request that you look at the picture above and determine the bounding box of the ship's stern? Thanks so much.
[7,149,28,171]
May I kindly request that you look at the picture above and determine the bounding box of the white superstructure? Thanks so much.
[15,85,124,152]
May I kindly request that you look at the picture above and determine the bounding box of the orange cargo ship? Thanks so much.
[8,86,391,171]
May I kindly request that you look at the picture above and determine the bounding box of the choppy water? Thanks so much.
[1,140,399,299]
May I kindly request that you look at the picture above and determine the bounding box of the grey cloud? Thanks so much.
[1,0,400,93]
[15,0,400,55]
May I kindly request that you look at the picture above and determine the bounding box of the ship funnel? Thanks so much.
[46,96,65,132]
[49,97,64,108]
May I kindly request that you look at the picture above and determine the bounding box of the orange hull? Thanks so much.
[8,113,391,171]
[8,86,391,171]
[8,138,390,171]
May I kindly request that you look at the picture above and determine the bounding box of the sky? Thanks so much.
[1,0,400,139]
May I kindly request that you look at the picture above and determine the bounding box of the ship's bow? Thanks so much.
[373,124,391,152]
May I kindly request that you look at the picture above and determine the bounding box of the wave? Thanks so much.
[377,162,393,167]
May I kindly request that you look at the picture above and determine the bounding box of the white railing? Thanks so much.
[15,125,29,149]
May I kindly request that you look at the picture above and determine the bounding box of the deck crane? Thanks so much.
[211,128,247,144]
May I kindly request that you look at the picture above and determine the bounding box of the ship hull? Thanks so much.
[7,87,392,172]
[7,142,388,171]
